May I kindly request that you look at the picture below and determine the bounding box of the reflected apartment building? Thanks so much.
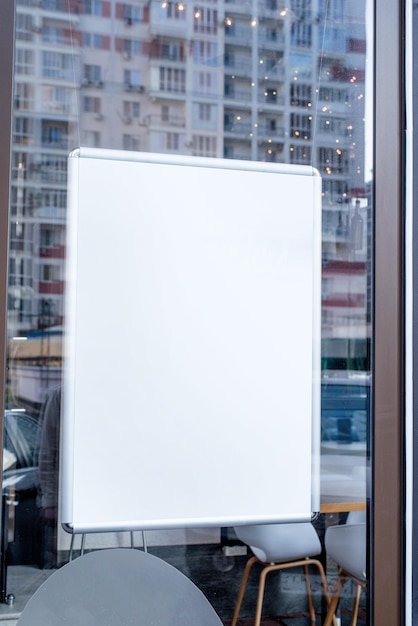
[10,0,368,409]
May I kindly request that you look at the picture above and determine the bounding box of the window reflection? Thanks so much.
[4,0,371,621]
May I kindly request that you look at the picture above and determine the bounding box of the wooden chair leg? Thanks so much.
[310,559,337,626]
[254,564,272,626]
[230,556,258,626]
[303,564,316,625]
[350,583,363,626]
[323,569,347,626]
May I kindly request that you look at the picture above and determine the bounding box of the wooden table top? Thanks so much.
[320,498,366,514]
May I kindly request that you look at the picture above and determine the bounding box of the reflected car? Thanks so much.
[3,410,42,566]
[321,374,370,444]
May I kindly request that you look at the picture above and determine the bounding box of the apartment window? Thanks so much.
[40,189,67,209]
[291,22,312,48]
[83,130,101,147]
[40,228,57,247]
[83,64,102,84]
[193,7,217,35]
[123,3,145,24]
[42,86,73,114]
[290,113,312,140]
[161,42,181,61]
[83,96,101,113]
[198,103,211,121]
[290,83,312,107]
[265,149,277,162]
[318,147,347,174]
[161,105,179,124]
[43,0,71,9]
[293,0,311,18]
[84,0,103,16]
[123,38,142,57]
[123,101,140,119]
[124,69,143,91]
[41,264,60,282]
[265,28,278,43]
[163,1,186,20]
[264,88,277,103]
[199,72,211,88]
[161,105,170,122]
[122,134,140,151]
[289,144,311,164]
[289,53,313,79]
[192,135,217,157]
[43,25,66,45]
[166,132,179,151]
[319,25,346,53]
[319,86,349,103]
[41,121,68,148]
[16,13,33,42]
[224,82,234,97]
[13,117,33,145]
[42,51,73,80]
[40,156,67,184]
[194,41,218,65]
[196,70,216,95]
[159,67,185,93]
[15,49,35,76]
[14,83,34,110]
[319,117,347,135]
[82,33,109,49]
[322,179,349,202]
[319,0,344,22]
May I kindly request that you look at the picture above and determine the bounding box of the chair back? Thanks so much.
[234,522,322,563]
[325,523,366,581]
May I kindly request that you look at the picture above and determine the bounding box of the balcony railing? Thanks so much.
[39,245,65,259]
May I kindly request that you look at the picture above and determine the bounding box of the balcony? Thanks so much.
[224,121,252,137]
[39,281,64,295]
[224,59,252,78]
[36,0,80,24]
[147,114,186,128]
[39,245,65,259]
[123,83,145,93]
[257,124,285,139]
[258,91,285,107]
[223,89,252,105]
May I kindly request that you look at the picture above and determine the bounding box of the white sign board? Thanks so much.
[62,148,322,533]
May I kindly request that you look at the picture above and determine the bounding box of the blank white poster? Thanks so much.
[61,148,321,533]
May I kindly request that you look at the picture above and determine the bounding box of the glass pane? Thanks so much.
[3,0,372,623]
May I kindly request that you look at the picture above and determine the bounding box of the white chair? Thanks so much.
[17,548,223,625]
[231,522,336,626]
[323,520,367,626]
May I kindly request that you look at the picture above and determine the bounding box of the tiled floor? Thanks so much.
[0,544,366,625]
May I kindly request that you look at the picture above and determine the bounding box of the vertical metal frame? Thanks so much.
[0,4,14,452]
[412,0,418,622]
[0,0,15,601]
[373,0,405,623]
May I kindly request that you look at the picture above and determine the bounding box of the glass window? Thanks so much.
[2,0,374,622]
